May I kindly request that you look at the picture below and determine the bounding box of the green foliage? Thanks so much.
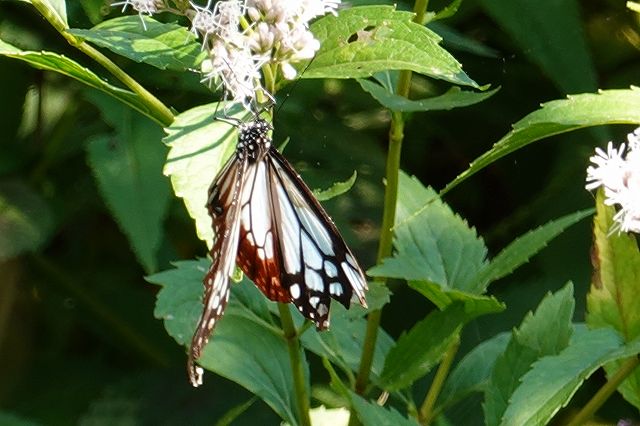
[358,79,498,112]
[163,103,249,248]
[306,6,478,87]
[86,91,170,272]
[313,171,358,201]
[443,88,640,194]
[3,1,640,425]
[483,283,575,426]
[350,393,419,426]
[503,326,640,425]
[69,16,206,72]
[0,39,156,122]
[148,259,303,424]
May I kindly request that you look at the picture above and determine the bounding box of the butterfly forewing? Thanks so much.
[188,157,246,387]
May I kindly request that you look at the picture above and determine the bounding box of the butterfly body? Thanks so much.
[188,118,368,387]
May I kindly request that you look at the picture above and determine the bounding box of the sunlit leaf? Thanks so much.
[68,16,206,71]
[313,171,357,201]
[305,6,478,88]
[163,103,249,248]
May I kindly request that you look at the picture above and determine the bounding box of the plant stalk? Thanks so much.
[419,336,460,425]
[278,303,312,426]
[566,356,640,426]
[353,0,429,398]
[30,0,174,127]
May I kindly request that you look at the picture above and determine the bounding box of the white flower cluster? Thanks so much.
[191,0,339,107]
[586,128,640,234]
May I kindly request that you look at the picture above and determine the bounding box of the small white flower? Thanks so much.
[112,0,161,29]
[586,127,640,234]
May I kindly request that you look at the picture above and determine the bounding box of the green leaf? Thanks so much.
[163,103,249,248]
[502,326,640,426]
[438,332,510,412]
[587,190,640,409]
[68,16,206,71]
[147,259,302,424]
[313,171,357,201]
[86,92,170,273]
[407,280,504,315]
[300,300,394,384]
[350,393,419,426]
[305,6,478,88]
[358,80,498,112]
[380,304,465,391]
[442,88,640,195]
[24,0,68,28]
[477,0,596,93]
[0,180,54,261]
[483,283,575,426]
[470,208,594,293]
[380,301,499,391]
[369,174,488,293]
[430,0,463,21]
[0,38,160,125]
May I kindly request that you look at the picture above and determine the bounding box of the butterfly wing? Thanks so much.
[235,158,289,302]
[267,147,368,329]
[188,156,246,387]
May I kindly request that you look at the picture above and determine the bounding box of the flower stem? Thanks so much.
[353,0,429,398]
[566,356,640,426]
[418,336,460,425]
[278,303,312,426]
[30,0,174,127]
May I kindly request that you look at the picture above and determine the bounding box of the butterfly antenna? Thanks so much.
[274,55,317,116]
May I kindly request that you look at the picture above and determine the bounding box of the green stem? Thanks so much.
[566,356,640,426]
[278,303,312,426]
[30,0,174,127]
[418,336,460,425]
[353,0,429,399]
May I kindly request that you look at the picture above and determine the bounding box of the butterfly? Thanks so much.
[187,117,368,386]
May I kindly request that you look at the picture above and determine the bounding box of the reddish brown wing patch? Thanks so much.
[235,160,289,302]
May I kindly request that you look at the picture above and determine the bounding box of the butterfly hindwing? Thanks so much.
[267,147,368,329]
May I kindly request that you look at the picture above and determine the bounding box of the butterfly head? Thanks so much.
[237,119,272,161]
